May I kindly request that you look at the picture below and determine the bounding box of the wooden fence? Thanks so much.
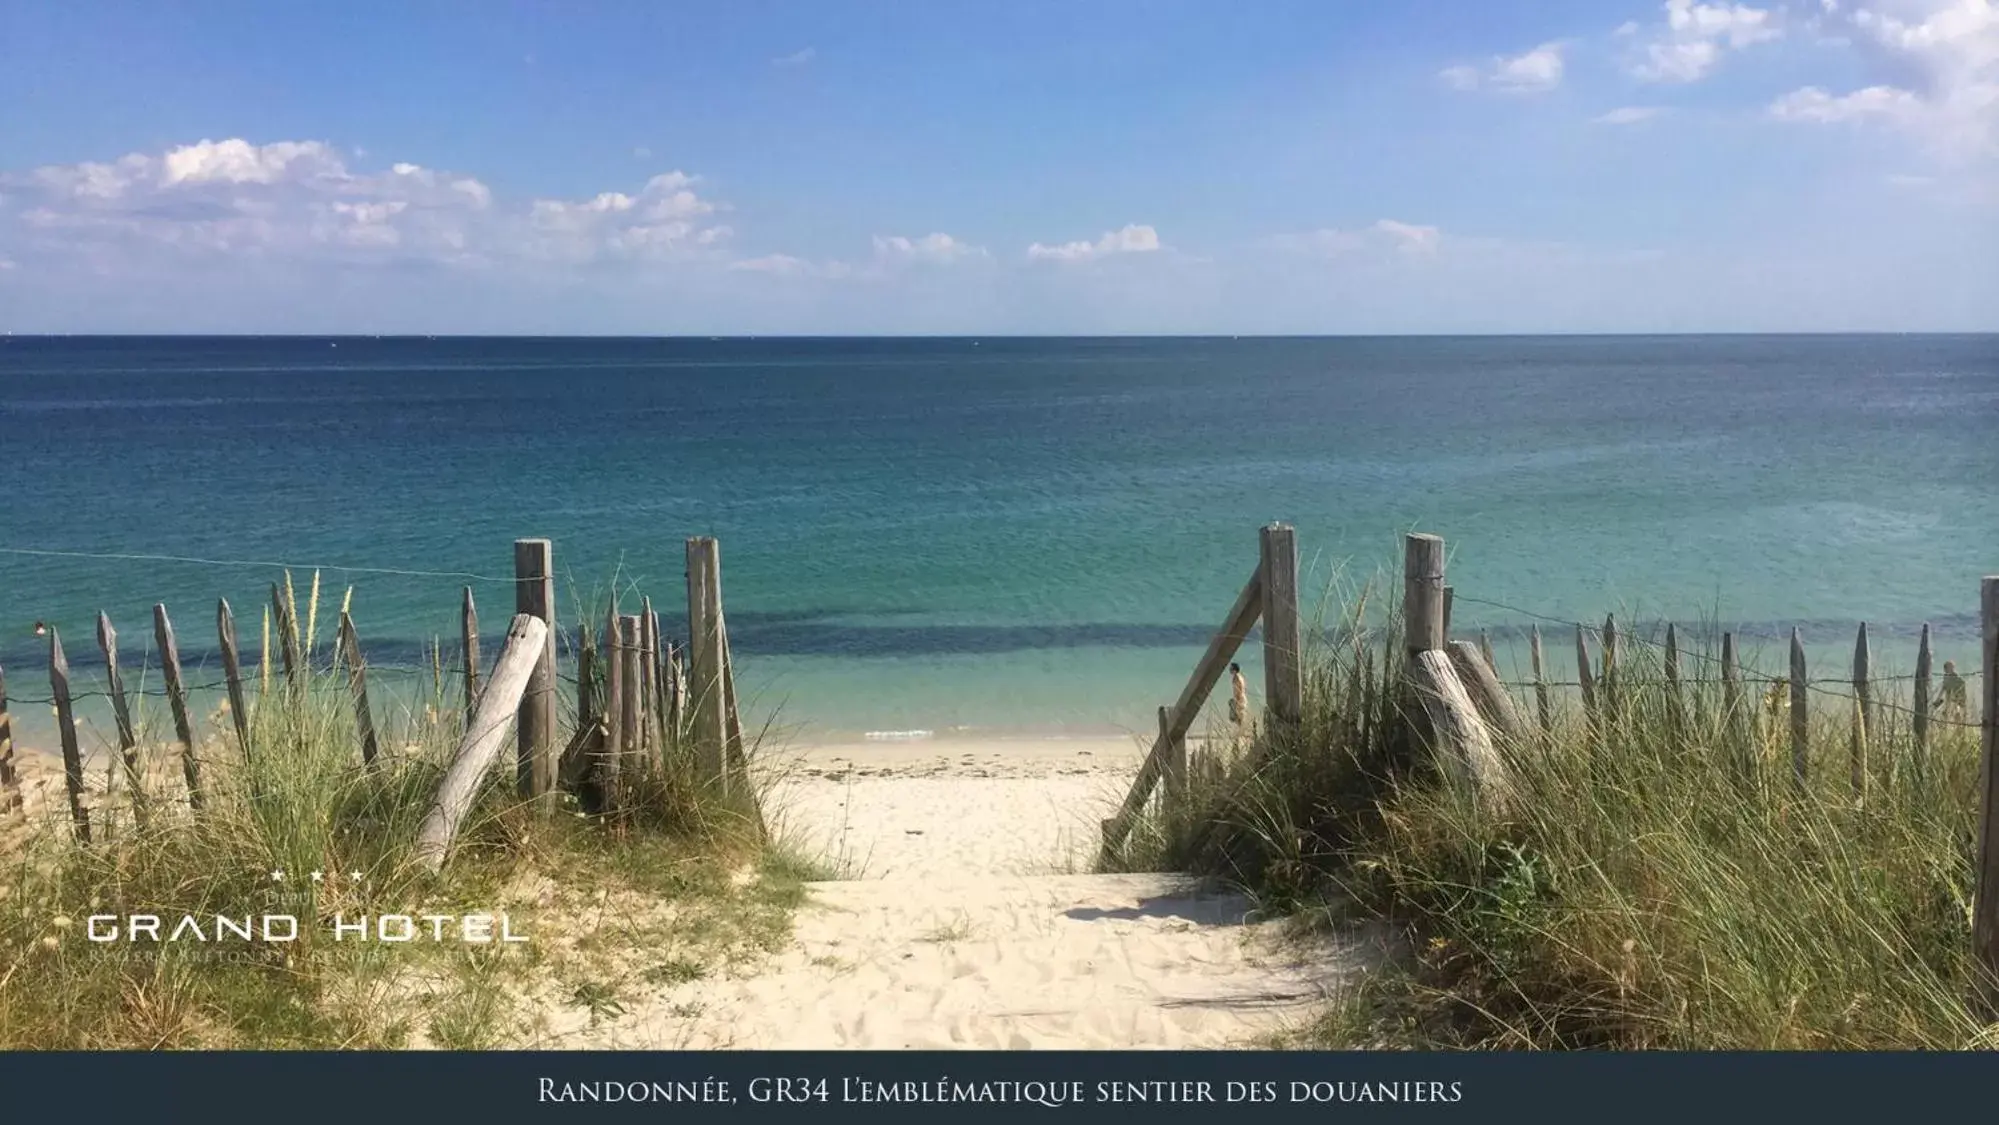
[0,536,759,871]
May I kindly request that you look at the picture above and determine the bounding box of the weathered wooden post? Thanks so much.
[0,665,18,814]
[338,611,381,768]
[639,597,658,757]
[1971,577,1999,1006]
[217,599,253,760]
[1722,632,1746,780]
[1529,625,1551,736]
[1914,623,1933,777]
[577,620,600,731]
[603,603,625,806]
[1663,622,1683,736]
[1601,614,1620,729]
[618,614,643,806]
[271,582,303,688]
[1448,640,1527,746]
[152,604,203,810]
[687,537,729,791]
[461,587,481,727]
[1851,623,1871,799]
[47,628,90,843]
[514,539,557,802]
[1575,625,1597,724]
[415,614,549,872]
[665,640,684,745]
[1404,534,1446,664]
[1260,523,1303,728]
[96,613,145,826]
[1790,628,1809,791]
[1159,705,1185,802]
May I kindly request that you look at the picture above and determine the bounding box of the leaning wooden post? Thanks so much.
[1159,705,1186,802]
[96,613,145,827]
[720,620,748,786]
[513,538,557,802]
[1914,623,1933,778]
[1260,523,1303,728]
[1441,586,1454,641]
[0,665,18,813]
[1663,622,1683,736]
[217,599,253,760]
[686,537,729,791]
[649,607,668,752]
[47,629,91,843]
[1972,577,1999,1006]
[152,605,203,810]
[338,611,381,768]
[414,614,549,872]
[1790,628,1809,792]
[461,587,481,727]
[1448,640,1528,746]
[1851,623,1871,799]
[1528,625,1551,736]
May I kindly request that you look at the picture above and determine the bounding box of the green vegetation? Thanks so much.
[1110,577,1990,1049]
[0,579,817,1049]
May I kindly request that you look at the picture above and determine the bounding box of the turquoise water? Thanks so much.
[1,334,1993,749]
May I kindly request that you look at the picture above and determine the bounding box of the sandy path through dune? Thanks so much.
[539,737,1387,1050]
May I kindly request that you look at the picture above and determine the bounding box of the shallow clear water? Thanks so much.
[1,334,1993,747]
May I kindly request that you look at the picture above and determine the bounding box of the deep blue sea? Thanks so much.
[1,335,1994,750]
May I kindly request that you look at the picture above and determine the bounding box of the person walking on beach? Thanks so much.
[1228,663,1250,734]
[1940,660,1968,724]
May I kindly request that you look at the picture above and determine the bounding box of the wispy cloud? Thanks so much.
[1270,219,1443,257]
[1769,0,1999,159]
[1626,0,1783,83]
[1441,41,1568,93]
[772,47,816,67]
[1026,223,1162,262]
[0,137,733,272]
[1594,105,1670,124]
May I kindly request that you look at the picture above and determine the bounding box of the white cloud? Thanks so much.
[1628,0,1784,82]
[1775,0,1999,156]
[1026,223,1162,262]
[1770,82,1924,119]
[871,232,987,264]
[773,47,816,67]
[729,253,812,275]
[1271,219,1444,257]
[1,138,731,271]
[1440,41,1568,93]
[1594,105,1671,124]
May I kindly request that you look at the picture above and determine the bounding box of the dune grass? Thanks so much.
[0,580,823,1049]
[1111,574,1990,1050]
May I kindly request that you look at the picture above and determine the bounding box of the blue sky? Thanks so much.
[1,0,1992,333]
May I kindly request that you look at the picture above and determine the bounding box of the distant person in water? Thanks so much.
[1940,661,1968,724]
[32,621,46,638]
[1229,663,1249,732]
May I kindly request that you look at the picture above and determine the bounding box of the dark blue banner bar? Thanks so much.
[0,1050,1972,1120]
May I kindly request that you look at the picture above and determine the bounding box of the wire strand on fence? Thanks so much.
[0,546,517,584]
[1442,592,1986,731]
